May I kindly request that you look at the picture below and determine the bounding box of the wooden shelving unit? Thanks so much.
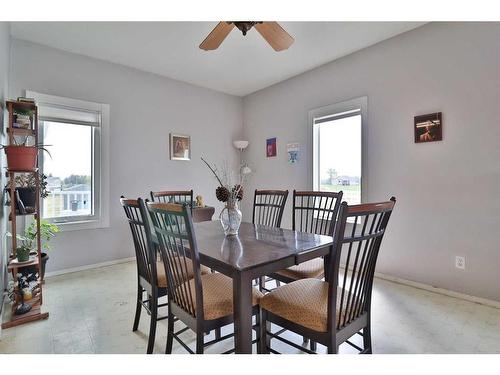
[2,100,49,329]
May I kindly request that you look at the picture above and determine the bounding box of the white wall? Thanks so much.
[0,22,11,312]
[242,23,500,301]
[9,39,243,272]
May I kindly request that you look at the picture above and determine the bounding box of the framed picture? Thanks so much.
[286,142,300,164]
[266,137,277,157]
[170,133,191,160]
[414,112,442,143]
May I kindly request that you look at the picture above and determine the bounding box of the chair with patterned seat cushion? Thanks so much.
[252,189,289,228]
[120,197,168,354]
[259,197,396,354]
[252,189,288,290]
[259,279,357,333]
[156,259,211,288]
[268,190,343,285]
[146,201,264,354]
[120,197,210,354]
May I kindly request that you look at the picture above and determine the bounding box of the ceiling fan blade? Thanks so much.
[254,22,294,51]
[199,22,235,50]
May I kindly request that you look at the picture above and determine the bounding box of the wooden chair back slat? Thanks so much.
[120,197,158,287]
[292,190,343,236]
[252,189,289,228]
[327,197,396,331]
[146,202,203,320]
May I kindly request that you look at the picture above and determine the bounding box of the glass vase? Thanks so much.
[219,201,242,236]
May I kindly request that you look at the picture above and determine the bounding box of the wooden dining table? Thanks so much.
[193,220,334,354]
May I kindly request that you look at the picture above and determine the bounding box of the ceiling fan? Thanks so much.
[199,22,294,52]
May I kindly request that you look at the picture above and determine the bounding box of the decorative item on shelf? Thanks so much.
[12,107,33,129]
[414,112,442,143]
[286,142,300,164]
[169,133,191,161]
[7,272,38,315]
[195,195,205,207]
[266,137,277,157]
[233,140,252,175]
[201,157,246,236]
[22,288,33,301]
[16,97,35,104]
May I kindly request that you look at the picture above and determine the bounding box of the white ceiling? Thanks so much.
[11,22,425,96]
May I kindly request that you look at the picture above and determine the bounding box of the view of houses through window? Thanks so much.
[41,120,93,220]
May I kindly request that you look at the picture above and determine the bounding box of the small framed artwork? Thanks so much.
[266,137,277,157]
[286,142,300,164]
[170,133,191,161]
[414,112,442,143]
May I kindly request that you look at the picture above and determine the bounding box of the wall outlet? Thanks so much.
[455,256,466,270]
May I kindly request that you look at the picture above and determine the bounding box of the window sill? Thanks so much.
[50,219,109,232]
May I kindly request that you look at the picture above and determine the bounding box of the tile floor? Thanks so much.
[1,261,500,354]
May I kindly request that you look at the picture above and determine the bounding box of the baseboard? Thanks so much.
[374,271,500,309]
[45,257,135,278]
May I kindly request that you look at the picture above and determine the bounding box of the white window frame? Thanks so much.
[309,96,367,203]
[26,90,110,231]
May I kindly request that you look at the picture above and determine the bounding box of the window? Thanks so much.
[312,97,366,205]
[27,91,110,230]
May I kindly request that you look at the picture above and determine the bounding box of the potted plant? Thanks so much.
[4,172,49,213]
[6,232,32,262]
[1,136,51,171]
[7,220,59,279]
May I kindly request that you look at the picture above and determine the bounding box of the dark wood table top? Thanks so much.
[194,221,334,273]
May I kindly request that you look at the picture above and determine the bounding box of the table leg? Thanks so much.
[233,272,253,354]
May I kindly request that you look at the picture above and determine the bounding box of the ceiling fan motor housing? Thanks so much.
[229,21,263,36]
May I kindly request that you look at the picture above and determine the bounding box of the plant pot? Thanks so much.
[5,187,37,214]
[4,146,38,171]
[16,247,31,262]
[40,252,49,280]
[17,187,37,208]
[27,252,49,280]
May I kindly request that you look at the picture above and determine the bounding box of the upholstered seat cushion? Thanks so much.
[156,260,210,288]
[185,273,264,320]
[260,278,356,332]
[274,258,324,280]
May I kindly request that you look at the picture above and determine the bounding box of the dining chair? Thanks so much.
[252,189,289,228]
[150,190,194,207]
[120,197,168,354]
[145,201,264,354]
[262,190,343,349]
[266,190,343,287]
[259,197,396,354]
[252,189,289,290]
[121,196,210,353]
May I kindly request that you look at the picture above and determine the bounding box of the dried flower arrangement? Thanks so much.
[201,157,245,205]
[201,157,248,235]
